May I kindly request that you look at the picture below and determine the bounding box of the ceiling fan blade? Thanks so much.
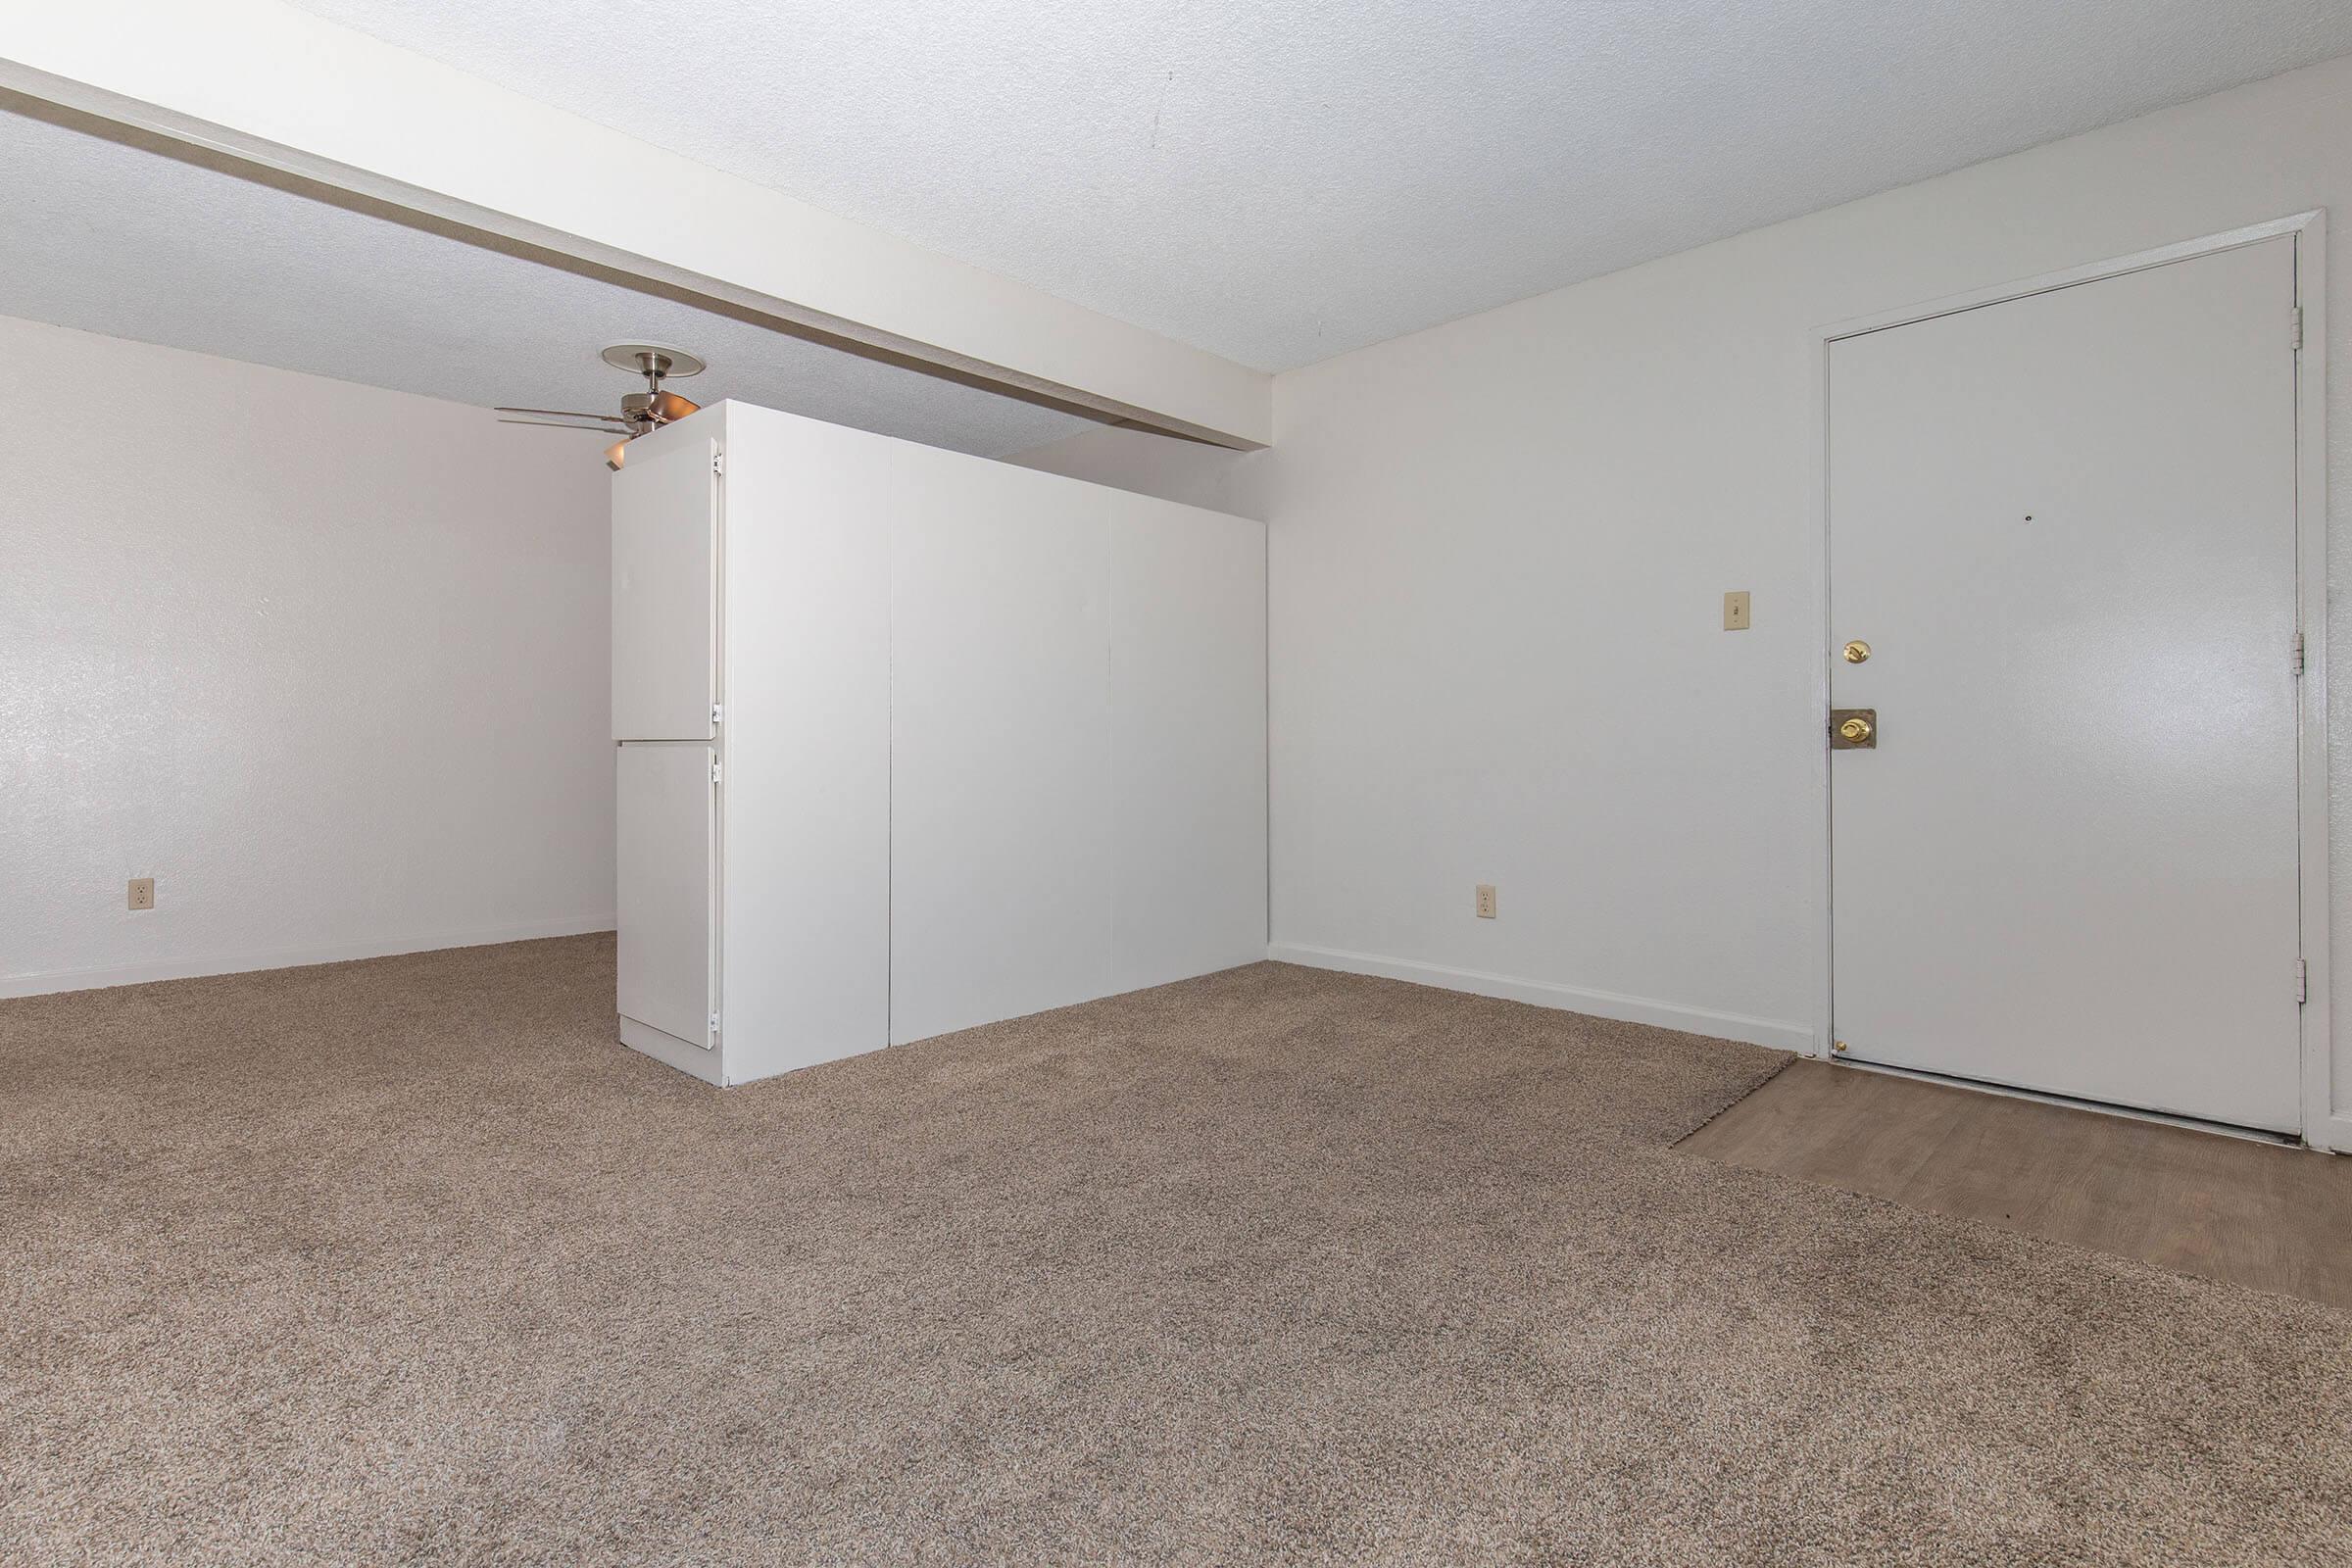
[495,407,631,431]
[498,420,635,439]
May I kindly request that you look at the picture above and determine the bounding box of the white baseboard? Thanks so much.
[0,914,616,1000]
[1265,942,1815,1053]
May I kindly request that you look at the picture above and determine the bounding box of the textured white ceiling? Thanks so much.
[0,105,1096,457]
[282,0,2352,372]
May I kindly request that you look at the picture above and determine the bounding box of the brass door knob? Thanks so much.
[1838,715,1874,743]
[1842,640,1872,663]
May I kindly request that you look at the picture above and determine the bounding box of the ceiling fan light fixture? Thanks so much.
[498,343,708,466]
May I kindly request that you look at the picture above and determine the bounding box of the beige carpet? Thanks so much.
[2,937,2346,1566]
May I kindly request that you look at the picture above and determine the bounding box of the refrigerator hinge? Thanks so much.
[710,702,725,726]
[711,449,725,477]
[2291,632,2305,677]
[710,756,723,786]
[2289,307,2303,353]
[2295,959,2308,1005]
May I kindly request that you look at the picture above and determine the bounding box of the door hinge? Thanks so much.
[2295,958,2308,1004]
[710,756,723,785]
[711,449,725,477]
[2291,632,2306,677]
[2290,307,2304,353]
[710,702,725,726]
[709,1010,721,1036]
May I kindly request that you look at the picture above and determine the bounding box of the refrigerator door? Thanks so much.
[612,435,718,741]
[616,742,716,1051]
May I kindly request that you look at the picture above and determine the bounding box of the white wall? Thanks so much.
[887,467,1268,1044]
[713,404,893,1084]
[847,411,1269,1047]
[0,316,613,995]
[685,401,1267,1076]
[1012,425,1261,520]
[1011,54,2352,1137]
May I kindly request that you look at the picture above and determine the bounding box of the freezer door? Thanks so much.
[616,743,716,1051]
[612,435,718,741]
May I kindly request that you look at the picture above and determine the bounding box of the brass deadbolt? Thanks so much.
[1842,640,1872,663]
[1829,709,1878,749]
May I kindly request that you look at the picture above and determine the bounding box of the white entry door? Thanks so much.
[1827,237,2302,1131]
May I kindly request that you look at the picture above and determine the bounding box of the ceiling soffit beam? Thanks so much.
[0,0,1271,450]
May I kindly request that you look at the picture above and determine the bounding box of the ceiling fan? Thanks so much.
[498,343,708,469]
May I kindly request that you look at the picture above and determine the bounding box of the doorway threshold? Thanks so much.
[1679,1060,2352,1310]
[1831,1057,2300,1148]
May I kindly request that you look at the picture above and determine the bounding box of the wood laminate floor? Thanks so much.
[1680,1060,2352,1310]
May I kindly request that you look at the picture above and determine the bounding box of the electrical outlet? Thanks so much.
[127,877,155,911]
[1723,591,1751,630]
[1476,883,1497,919]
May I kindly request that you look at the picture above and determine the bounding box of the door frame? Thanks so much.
[1802,211,2336,1149]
